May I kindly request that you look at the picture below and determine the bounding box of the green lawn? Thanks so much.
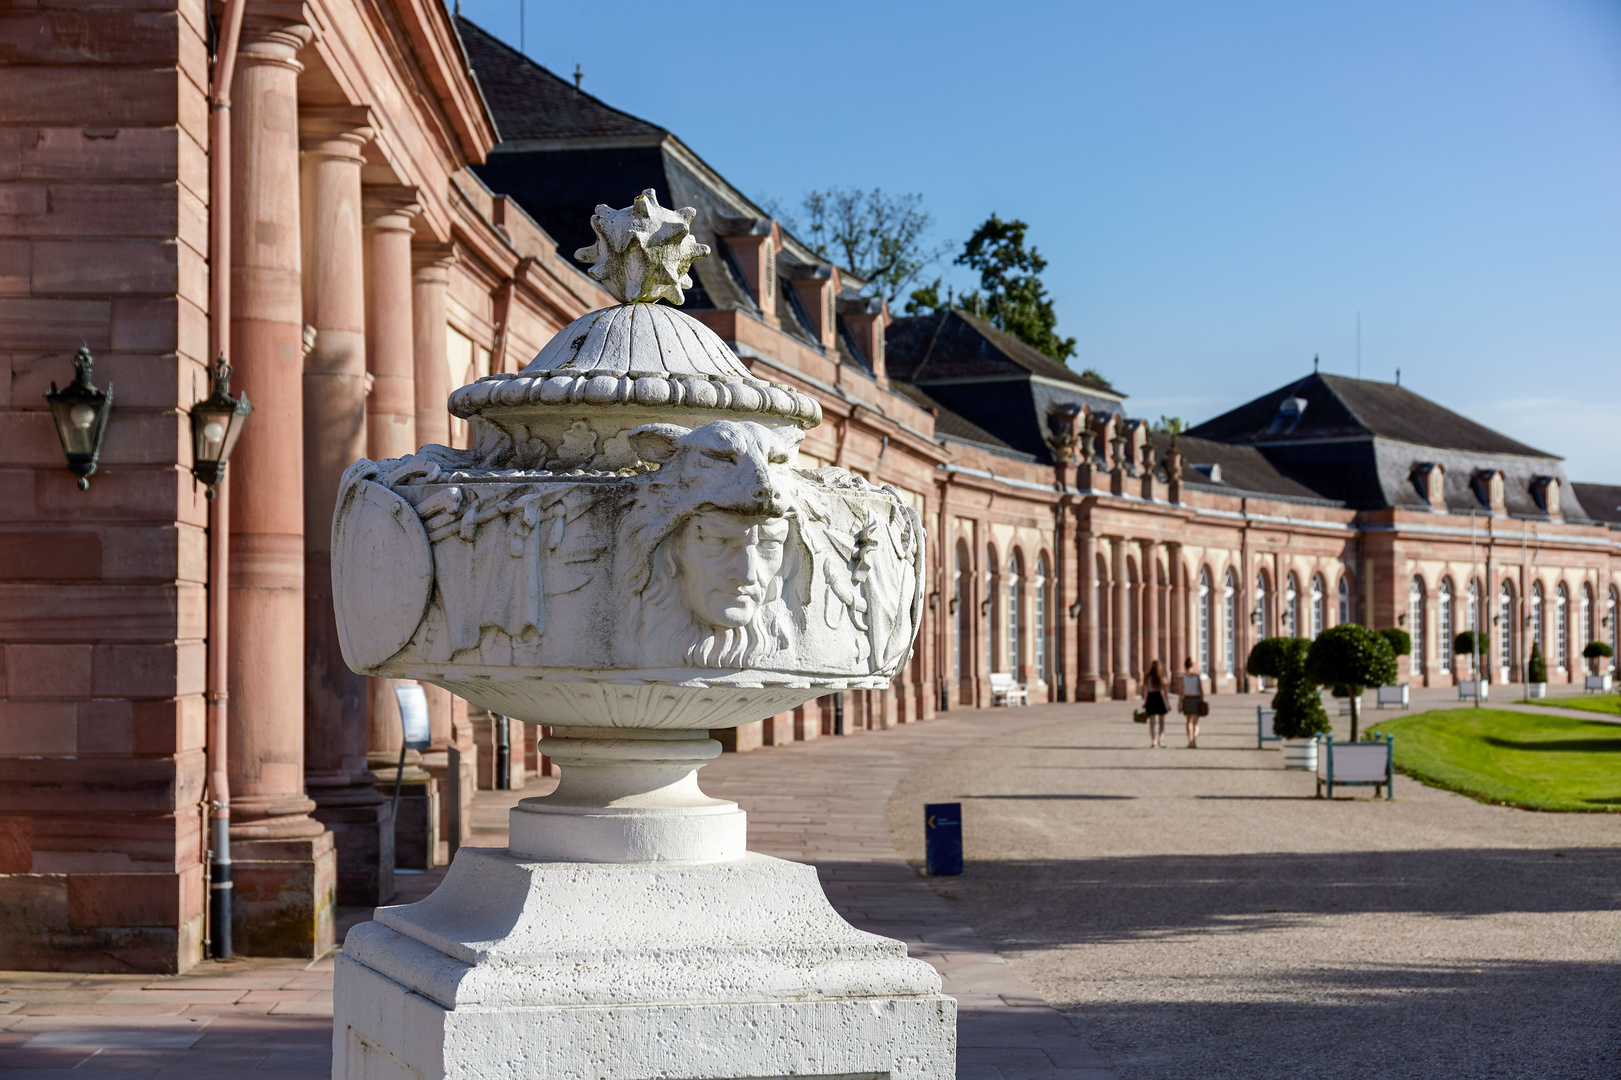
[1519,694,1621,717]
[1366,708,1621,812]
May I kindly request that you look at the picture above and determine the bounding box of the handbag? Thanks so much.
[1196,699,1210,717]
[1132,708,1148,724]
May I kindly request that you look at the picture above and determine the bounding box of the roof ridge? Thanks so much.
[949,308,1117,396]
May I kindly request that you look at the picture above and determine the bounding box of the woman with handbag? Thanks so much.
[1142,660,1169,748]
[1179,657,1206,748]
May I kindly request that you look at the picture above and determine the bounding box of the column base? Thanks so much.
[1112,675,1138,700]
[312,798,395,906]
[336,848,953,1080]
[231,832,337,958]
[370,753,441,871]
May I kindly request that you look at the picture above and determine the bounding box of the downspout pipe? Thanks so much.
[206,0,246,961]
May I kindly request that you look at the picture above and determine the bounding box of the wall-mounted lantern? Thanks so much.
[44,346,114,491]
[189,356,252,497]
[1068,599,1082,619]
[927,590,940,613]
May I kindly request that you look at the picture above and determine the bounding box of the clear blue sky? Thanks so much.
[457,0,1621,483]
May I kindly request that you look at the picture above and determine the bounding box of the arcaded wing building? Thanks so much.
[1,4,1616,972]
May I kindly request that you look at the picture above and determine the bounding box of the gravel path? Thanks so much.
[885,692,1621,1080]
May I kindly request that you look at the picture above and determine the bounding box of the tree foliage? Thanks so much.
[1583,640,1613,659]
[1246,637,1290,679]
[1153,415,1185,435]
[1454,630,1488,657]
[1379,627,1411,659]
[782,188,948,306]
[952,214,1076,362]
[1306,624,1397,740]
[1270,638,1331,740]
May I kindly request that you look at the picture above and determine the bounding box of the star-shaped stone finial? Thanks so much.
[574,189,711,305]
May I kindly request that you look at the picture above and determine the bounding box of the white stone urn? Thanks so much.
[329,191,951,1080]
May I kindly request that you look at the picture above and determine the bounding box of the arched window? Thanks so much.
[1007,552,1021,676]
[1338,576,1351,625]
[1555,583,1569,672]
[1439,578,1454,673]
[1310,574,1326,638]
[1499,581,1515,674]
[1255,571,1269,638]
[1035,555,1050,685]
[1223,569,1238,675]
[1285,573,1300,638]
[1408,576,1425,675]
[1580,584,1593,662]
[1609,586,1619,665]
[954,541,971,682]
[1198,568,1212,674]
[1530,582,1544,661]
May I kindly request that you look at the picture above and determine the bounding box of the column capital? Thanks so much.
[363,185,422,230]
[413,242,458,277]
[238,2,313,69]
[301,105,374,158]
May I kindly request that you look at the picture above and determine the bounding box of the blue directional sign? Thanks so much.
[924,802,963,876]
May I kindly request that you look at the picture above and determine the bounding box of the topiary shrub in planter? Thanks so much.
[1379,627,1412,666]
[1270,638,1330,740]
[1528,642,1548,695]
[1246,637,1289,686]
[1306,623,1397,741]
[1584,641,1614,673]
[1454,630,1488,676]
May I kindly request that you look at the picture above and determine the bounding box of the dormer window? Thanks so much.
[1412,462,1446,511]
[1473,469,1505,514]
[1193,463,1223,483]
[1532,476,1562,521]
[1264,395,1309,435]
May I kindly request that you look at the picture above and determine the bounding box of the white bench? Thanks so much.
[1256,706,1280,748]
[989,672,1028,707]
[1375,684,1409,709]
[1316,734,1394,800]
[1458,678,1489,702]
[1586,673,1613,694]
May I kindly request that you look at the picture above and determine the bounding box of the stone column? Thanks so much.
[226,7,335,958]
[1140,539,1159,679]
[298,106,392,906]
[1111,538,1132,699]
[1076,530,1102,700]
[1167,542,1185,672]
[362,187,421,757]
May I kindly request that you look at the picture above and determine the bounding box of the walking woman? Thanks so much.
[1142,660,1169,748]
[1179,656,1206,748]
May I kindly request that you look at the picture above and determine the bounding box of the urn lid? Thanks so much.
[448,190,821,429]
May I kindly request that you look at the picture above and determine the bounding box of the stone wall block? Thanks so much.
[0,68,182,126]
[0,184,50,216]
[0,11,181,65]
[91,640,203,697]
[32,238,179,294]
[97,523,184,582]
[12,183,185,239]
[20,127,179,182]
[31,811,200,873]
[0,875,69,935]
[0,529,103,580]
[34,466,203,527]
[0,584,194,643]
[76,698,135,754]
[0,240,29,295]
[68,870,183,928]
[0,701,79,754]
[0,298,113,351]
[3,643,94,698]
[0,816,32,872]
[0,751,203,814]
[12,351,190,410]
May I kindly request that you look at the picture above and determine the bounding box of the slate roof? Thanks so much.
[1153,433,1345,506]
[1187,372,1551,458]
[1573,483,1621,526]
[888,381,1023,455]
[887,309,1119,397]
[455,18,666,143]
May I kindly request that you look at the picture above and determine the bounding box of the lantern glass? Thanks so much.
[189,357,251,489]
[44,347,114,488]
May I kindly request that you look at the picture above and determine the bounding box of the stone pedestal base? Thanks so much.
[231,832,337,958]
[312,798,395,906]
[335,848,954,1080]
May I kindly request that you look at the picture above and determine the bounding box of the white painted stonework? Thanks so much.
[331,191,951,1080]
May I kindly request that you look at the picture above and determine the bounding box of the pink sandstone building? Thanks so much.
[2,3,1617,973]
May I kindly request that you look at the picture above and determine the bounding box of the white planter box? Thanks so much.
[1376,684,1409,709]
[1585,673,1612,693]
[1458,679,1489,702]
[1282,738,1318,771]
[1528,682,1547,699]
